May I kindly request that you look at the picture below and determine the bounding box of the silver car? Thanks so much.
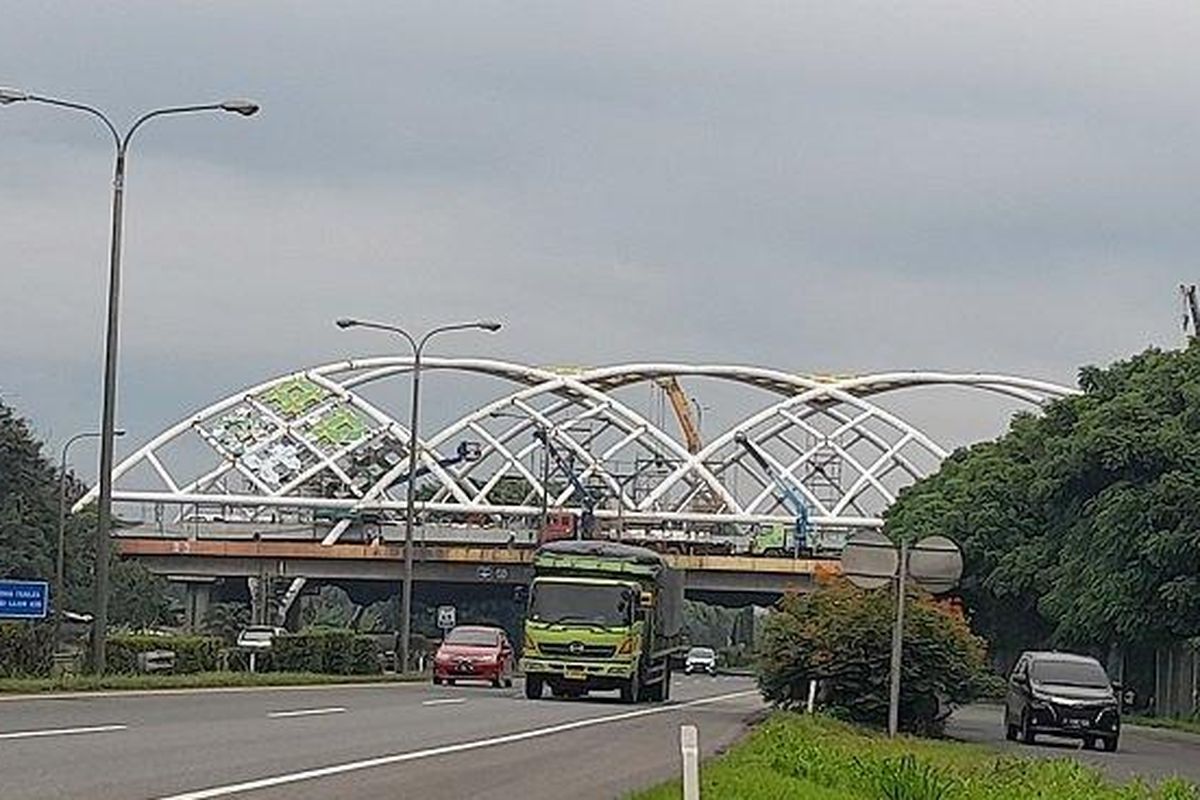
[684,646,717,675]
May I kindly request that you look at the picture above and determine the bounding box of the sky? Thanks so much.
[2,2,1197,482]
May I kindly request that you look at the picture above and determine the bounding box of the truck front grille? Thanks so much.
[539,642,618,659]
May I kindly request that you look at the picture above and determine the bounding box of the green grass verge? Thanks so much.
[627,713,1199,800]
[0,671,425,694]
[1128,715,1200,736]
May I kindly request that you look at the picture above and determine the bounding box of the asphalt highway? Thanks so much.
[0,675,762,800]
[947,704,1200,785]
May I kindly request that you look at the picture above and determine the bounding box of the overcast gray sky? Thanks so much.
[2,2,1195,479]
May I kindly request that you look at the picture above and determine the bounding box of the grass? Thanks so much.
[627,713,1200,800]
[1128,715,1200,736]
[0,671,425,694]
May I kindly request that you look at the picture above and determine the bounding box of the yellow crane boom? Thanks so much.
[655,377,703,454]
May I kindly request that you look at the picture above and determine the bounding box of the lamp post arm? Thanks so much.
[26,94,120,150]
[419,322,487,353]
[122,103,227,150]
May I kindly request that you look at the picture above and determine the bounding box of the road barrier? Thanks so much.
[136,649,176,673]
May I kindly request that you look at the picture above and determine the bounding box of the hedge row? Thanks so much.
[271,630,380,675]
[105,634,223,674]
[0,627,381,678]
[0,622,53,678]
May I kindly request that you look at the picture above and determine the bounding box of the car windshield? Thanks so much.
[1031,659,1109,687]
[445,628,498,646]
[688,648,715,659]
[528,582,633,627]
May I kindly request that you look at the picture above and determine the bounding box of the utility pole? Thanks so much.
[1182,285,1200,340]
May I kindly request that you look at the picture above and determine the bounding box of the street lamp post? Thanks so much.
[336,318,502,673]
[55,430,125,657]
[1,87,259,673]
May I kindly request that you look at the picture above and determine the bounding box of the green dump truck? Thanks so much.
[521,540,685,703]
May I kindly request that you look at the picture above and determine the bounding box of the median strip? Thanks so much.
[156,689,757,800]
[0,724,128,741]
[266,707,346,719]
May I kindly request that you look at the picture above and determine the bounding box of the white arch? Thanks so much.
[76,358,1077,534]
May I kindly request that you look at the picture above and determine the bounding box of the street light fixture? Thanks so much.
[3,87,259,673]
[56,429,125,658]
[336,317,502,673]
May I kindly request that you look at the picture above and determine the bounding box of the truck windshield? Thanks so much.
[529,582,633,627]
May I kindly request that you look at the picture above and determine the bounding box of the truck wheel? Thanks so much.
[656,666,672,702]
[525,675,543,700]
[620,668,640,703]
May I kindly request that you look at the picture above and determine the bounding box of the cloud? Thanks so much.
[2,1,1196,479]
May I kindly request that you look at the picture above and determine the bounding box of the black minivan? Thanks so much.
[1004,651,1120,751]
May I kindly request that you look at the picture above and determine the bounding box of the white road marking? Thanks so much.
[421,698,467,706]
[0,680,424,703]
[0,724,127,741]
[155,689,757,800]
[266,707,346,719]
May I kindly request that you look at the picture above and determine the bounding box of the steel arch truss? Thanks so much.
[78,359,1077,540]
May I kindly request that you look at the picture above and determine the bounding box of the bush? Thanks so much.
[0,622,52,678]
[757,578,987,734]
[271,630,381,675]
[104,634,222,674]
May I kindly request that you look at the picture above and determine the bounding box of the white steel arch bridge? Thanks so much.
[77,358,1077,555]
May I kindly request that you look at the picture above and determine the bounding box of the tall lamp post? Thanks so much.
[56,429,125,656]
[336,317,502,673]
[1,87,259,673]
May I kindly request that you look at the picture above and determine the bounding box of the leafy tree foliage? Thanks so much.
[758,578,987,734]
[203,601,251,644]
[0,400,174,629]
[885,344,1200,655]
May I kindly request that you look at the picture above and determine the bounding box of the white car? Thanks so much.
[684,646,717,675]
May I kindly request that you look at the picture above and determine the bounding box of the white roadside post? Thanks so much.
[680,724,700,800]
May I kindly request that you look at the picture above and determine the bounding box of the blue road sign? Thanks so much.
[0,580,49,619]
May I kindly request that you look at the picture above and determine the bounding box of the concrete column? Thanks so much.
[181,581,213,633]
[248,576,269,626]
[284,596,303,632]
[1106,642,1124,684]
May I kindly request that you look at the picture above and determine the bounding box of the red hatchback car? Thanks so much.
[432,625,515,688]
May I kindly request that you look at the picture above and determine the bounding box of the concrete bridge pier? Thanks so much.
[178,578,215,633]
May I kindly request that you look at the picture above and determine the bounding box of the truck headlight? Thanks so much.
[617,637,634,655]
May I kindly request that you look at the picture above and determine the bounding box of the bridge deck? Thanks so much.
[115,537,839,575]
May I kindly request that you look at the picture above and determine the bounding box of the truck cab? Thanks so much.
[521,541,684,703]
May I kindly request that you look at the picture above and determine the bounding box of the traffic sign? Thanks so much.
[840,531,899,589]
[0,580,49,620]
[437,605,456,630]
[908,535,964,594]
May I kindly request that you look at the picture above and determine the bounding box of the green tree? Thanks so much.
[0,400,175,629]
[886,343,1200,656]
[757,578,987,734]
